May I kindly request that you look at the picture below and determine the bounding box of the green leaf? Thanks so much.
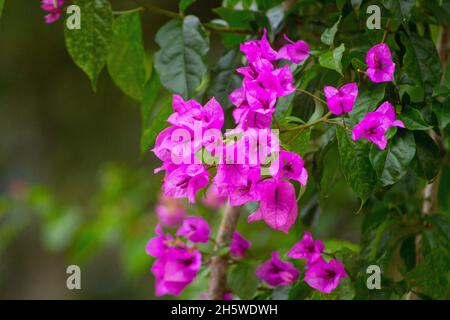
[432,84,450,97]
[383,0,415,23]
[207,50,242,108]
[400,236,416,271]
[310,278,355,300]
[432,98,450,129]
[320,15,341,46]
[288,281,312,300]
[280,128,311,157]
[412,132,440,182]
[154,16,209,99]
[64,0,113,90]
[140,73,171,154]
[266,4,285,35]
[401,33,441,99]
[107,13,146,101]
[336,126,377,203]
[319,43,345,76]
[405,248,449,299]
[398,107,432,130]
[313,137,342,197]
[369,131,416,187]
[348,84,385,123]
[179,0,196,13]
[228,262,260,299]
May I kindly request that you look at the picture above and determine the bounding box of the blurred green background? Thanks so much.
[0,0,362,299]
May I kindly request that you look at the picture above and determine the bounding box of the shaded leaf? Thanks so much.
[401,33,441,99]
[432,98,450,129]
[336,126,377,203]
[405,248,449,299]
[228,262,260,299]
[398,107,432,130]
[207,49,242,108]
[383,0,415,23]
[154,15,209,99]
[412,132,440,182]
[370,130,416,187]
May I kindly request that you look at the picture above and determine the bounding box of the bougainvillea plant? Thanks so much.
[28,0,449,300]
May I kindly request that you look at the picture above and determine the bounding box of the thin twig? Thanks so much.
[296,88,327,105]
[131,0,181,19]
[113,7,145,15]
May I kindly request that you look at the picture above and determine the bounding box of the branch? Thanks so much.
[131,0,181,19]
[208,203,241,300]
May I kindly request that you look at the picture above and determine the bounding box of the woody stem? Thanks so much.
[208,202,241,300]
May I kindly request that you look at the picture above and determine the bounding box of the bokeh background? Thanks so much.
[0,0,362,299]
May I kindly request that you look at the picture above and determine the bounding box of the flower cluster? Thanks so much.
[257,232,347,294]
[146,216,210,296]
[321,43,403,150]
[146,216,251,296]
[41,0,64,24]
[153,29,311,234]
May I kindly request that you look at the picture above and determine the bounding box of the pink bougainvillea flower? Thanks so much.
[233,107,274,130]
[304,259,347,294]
[286,231,324,264]
[146,224,173,258]
[202,183,228,209]
[277,34,310,64]
[256,252,299,286]
[152,125,201,166]
[269,150,308,186]
[229,166,260,206]
[323,83,359,116]
[41,0,64,24]
[168,95,224,131]
[240,28,278,62]
[163,164,209,203]
[152,246,202,296]
[236,58,274,82]
[230,231,252,257]
[176,215,210,243]
[366,43,396,83]
[155,194,185,228]
[352,101,405,150]
[229,88,274,129]
[245,81,278,113]
[248,179,298,233]
[214,163,250,189]
[256,65,296,98]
